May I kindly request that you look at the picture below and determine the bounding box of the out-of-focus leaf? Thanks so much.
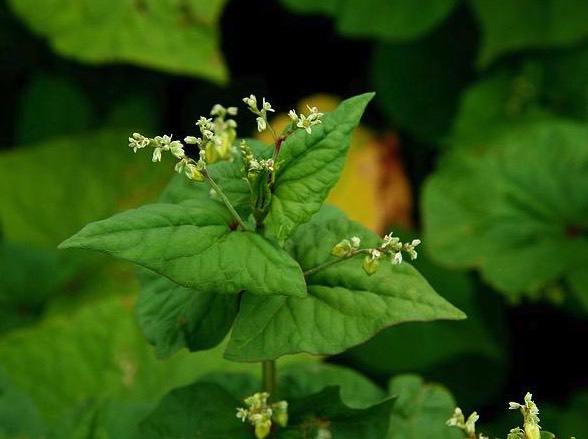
[423,119,588,308]
[449,70,551,148]
[387,374,462,439]
[225,206,465,362]
[371,9,476,142]
[0,130,172,247]
[15,73,93,145]
[104,91,162,133]
[0,241,76,334]
[0,366,45,438]
[0,295,262,425]
[258,94,414,235]
[280,0,458,41]
[534,391,588,439]
[7,0,229,83]
[470,0,588,67]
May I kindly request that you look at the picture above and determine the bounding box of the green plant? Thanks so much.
[58,92,465,437]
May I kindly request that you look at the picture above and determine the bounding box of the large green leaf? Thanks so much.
[0,130,171,247]
[135,268,239,358]
[138,381,249,439]
[59,200,306,297]
[371,9,475,142]
[423,119,588,307]
[340,237,504,372]
[267,92,375,244]
[15,73,93,145]
[387,374,462,439]
[7,0,228,83]
[276,387,394,439]
[224,206,465,361]
[280,0,458,41]
[0,295,261,426]
[470,0,588,67]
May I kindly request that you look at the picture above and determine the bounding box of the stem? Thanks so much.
[303,250,368,278]
[204,172,249,231]
[262,360,276,396]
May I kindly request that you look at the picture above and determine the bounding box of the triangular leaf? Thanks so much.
[267,92,375,244]
[225,206,465,361]
[59,200,306,297]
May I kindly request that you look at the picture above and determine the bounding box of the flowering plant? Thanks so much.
[59,92,465,438]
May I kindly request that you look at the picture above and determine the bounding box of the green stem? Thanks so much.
[204,172,249,231]
[262,360,276,396]
[303,250,368,278]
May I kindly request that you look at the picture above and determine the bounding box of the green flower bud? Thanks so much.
[362,255,379,275]
[331,239,352,257]
[255,419,272,439]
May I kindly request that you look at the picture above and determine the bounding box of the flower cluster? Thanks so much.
[330,232,421,275]
[236,392,288,439]
[288,105,324,134]
[243,95,275,133]
[128,104,238,181]
[508,392,541,439]
[446,407,487,439]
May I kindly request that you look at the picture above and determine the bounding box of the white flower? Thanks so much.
[256,116,267,132]
[392,251,403,265]
[351,236,361,248]
[262,98,274,113]
[184,136,200,145]
[288,109,298,122]
[151,147,162,162]
[243,94,257,109]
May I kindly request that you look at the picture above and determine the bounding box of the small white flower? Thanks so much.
[392,251,403,265]
[243,94,257,109]
[184,136,200,145]
[351,236,361,248]
[369,249,381,260]
[288,109,298,122]
[152,147,162,162]
[262,98,274,113]
[256,116,267,132]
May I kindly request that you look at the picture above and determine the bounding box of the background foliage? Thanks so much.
[1,0,587,437]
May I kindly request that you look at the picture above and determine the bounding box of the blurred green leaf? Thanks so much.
[536,391,588,439]
[7,0,228,83]
[280,0,458,41]
[371,9,475,142]
[470,0,588,67]
[0,241,76,334]
[0,130,172,247]
[104,92,162,133]
[0,367,45,438]
[225,206,465,362]
[15,73,93,145]
[0,294,263,426]
[387,374,462,439]
[423,119,588,307]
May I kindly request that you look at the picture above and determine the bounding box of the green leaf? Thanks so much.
[224,205,465,361]
[340,236,505,372]
[0,367,45,438]
[0,129,171,247]
[449,70,552,149]
[280,0,458,41]
[0,295,261,426]
[278,363,386,409]
[423,119,588,307]
[138,381,250,439]
[267,92,375,244]
[135,267,239,357]
[7,0,229,83]
[387,374,462,439]
[0,241,76,334]
[539,391,588,439]
[371,10,475,142]
[471,0,588,67]
[15,73,93,145]
[59,200,306,297]
[277,386,394,439]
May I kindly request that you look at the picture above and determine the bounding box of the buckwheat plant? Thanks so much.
[447,392,576,439]
[59,92,465,438]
